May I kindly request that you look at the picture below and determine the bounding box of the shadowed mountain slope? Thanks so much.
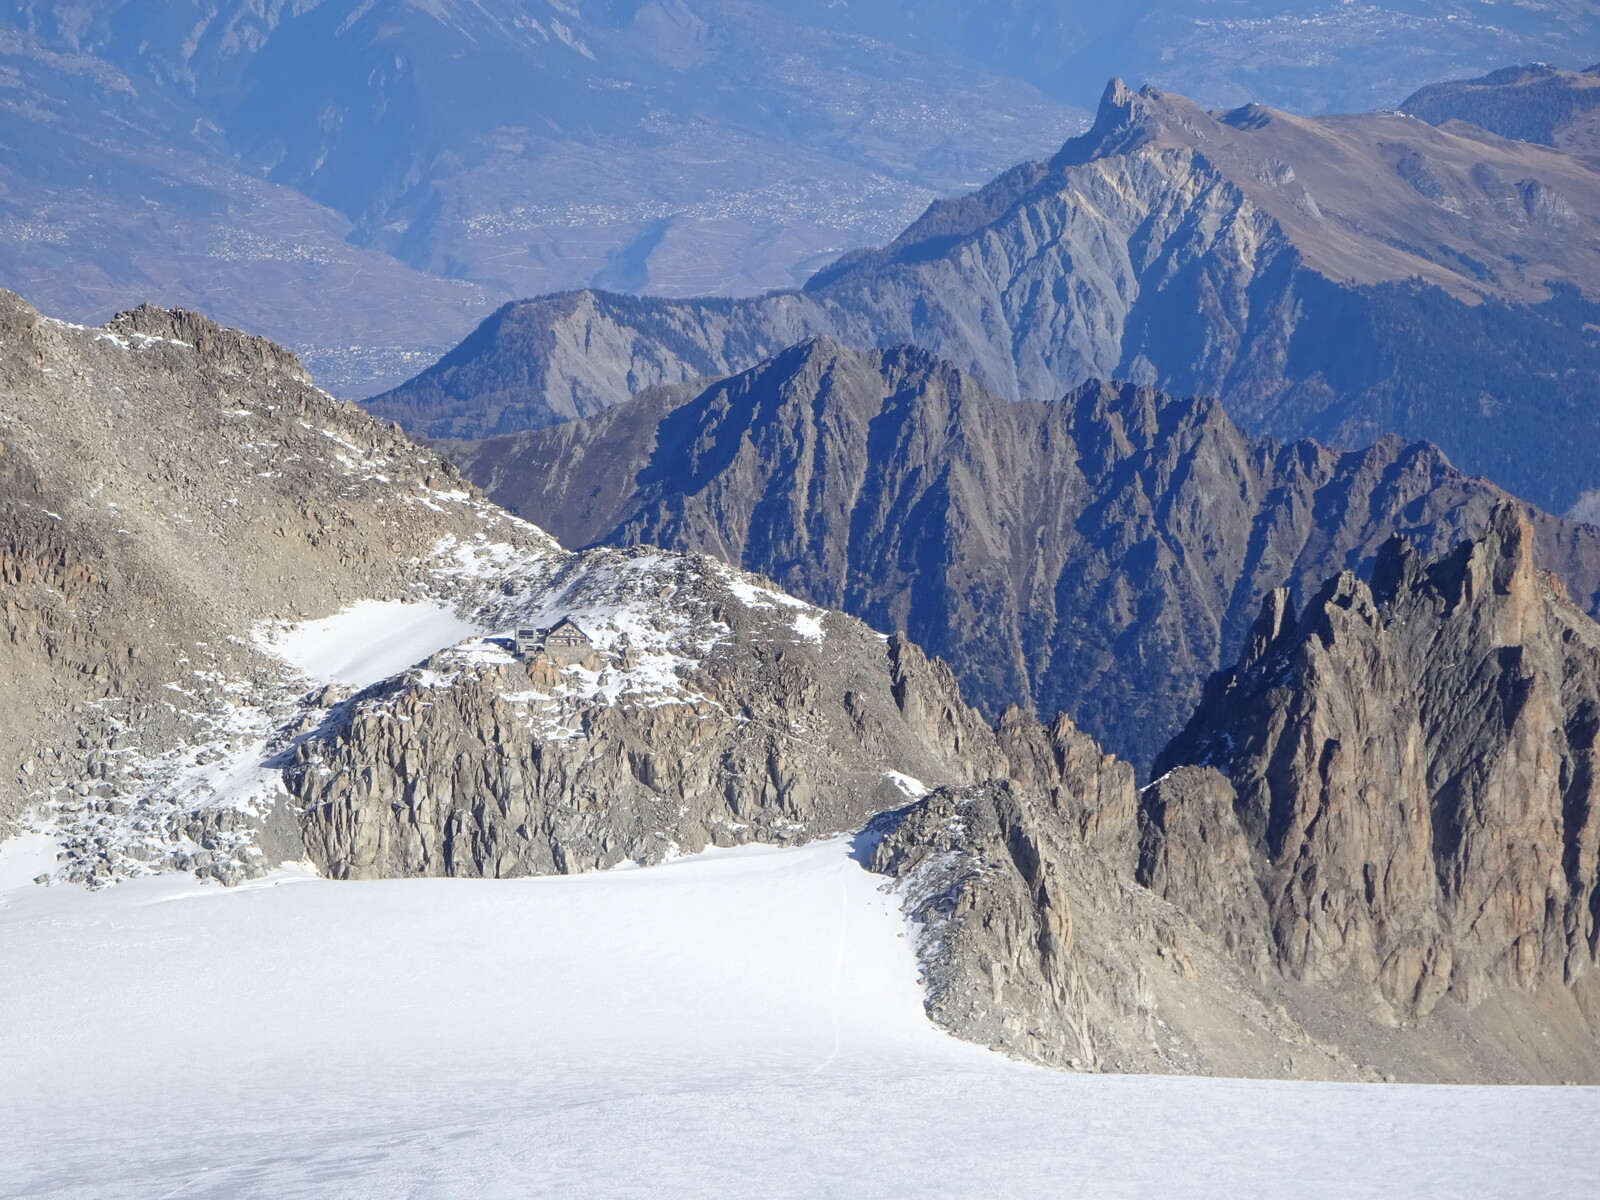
[1402,62,1600,159]
[439,338,1600,772]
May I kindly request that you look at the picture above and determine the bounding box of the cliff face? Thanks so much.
[441,338,1600,772]
[370,78,1600,512]
[1152,506,1600,1026]
[865,776,1365,1079]
[857,509,1600,1082]
[284,549,1049,880]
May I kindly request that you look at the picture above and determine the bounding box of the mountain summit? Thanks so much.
[369,75,1600,514]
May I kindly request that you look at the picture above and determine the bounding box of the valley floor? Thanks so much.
[1,836,1595,1198]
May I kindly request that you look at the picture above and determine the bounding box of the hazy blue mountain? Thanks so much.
[1402,62,1600,158]
[0,20,494,393]
[3,2,1598,394]
[0,1,1082,390]
[372,78,1600,515]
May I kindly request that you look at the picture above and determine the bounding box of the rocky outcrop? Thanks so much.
[1136,766,1274,978]
[859,509,1600,1080]
[440,338,1600,771]
[285,550,1034,879]
[866,775,1402,1080]
[371,78,1600,512]
[867,778,1145,1072]
[0,288,590,884]
[1151,506,1600,1025]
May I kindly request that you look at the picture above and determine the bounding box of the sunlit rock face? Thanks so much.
[1153,507,1600,1025]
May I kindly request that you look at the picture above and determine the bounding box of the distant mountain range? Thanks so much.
[375,75,1600,516]
[0,0,1084,391]
[1402,61,1600,158]
[437,337,1600,772]
[4,4,1599,394]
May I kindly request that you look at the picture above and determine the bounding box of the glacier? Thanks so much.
[1,835,1595,1198]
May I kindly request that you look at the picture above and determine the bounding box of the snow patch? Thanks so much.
[885,770,929,799]
[713,563,829,642]
[793,612,825,642]
[719,567,813,612]
[0,830,60,890]
[257,600,482,690]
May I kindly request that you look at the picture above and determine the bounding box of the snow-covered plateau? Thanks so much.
[1,834,1595,1199]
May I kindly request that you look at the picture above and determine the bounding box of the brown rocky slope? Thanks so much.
[438,337,1600,772]
[369,76,1600,513]
[1141,506,1600,1068]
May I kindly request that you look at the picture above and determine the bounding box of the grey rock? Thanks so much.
[868,776,1386,1080]
[284,548,1118,880]
[287,551,1011,878]
[440,337,1600,772]
[1153,505,1600,1025]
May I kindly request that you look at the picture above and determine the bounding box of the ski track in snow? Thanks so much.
[1,835,1596,1199]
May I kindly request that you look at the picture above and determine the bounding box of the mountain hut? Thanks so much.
[512,627,543,659]
[541,618,594,666]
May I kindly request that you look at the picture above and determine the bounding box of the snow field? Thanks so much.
[1,836,1596,1198]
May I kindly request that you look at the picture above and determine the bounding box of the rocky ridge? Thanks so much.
[284,549,1049,880]
[0,287,569,878]
[1144,506,1600,1050]
[864,777,1352,1078]
[438,338,1600,772]
[371,77,1600,512]
[862,511,1600,1081]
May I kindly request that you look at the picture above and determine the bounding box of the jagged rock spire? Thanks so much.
[1150,517,1600,1027]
